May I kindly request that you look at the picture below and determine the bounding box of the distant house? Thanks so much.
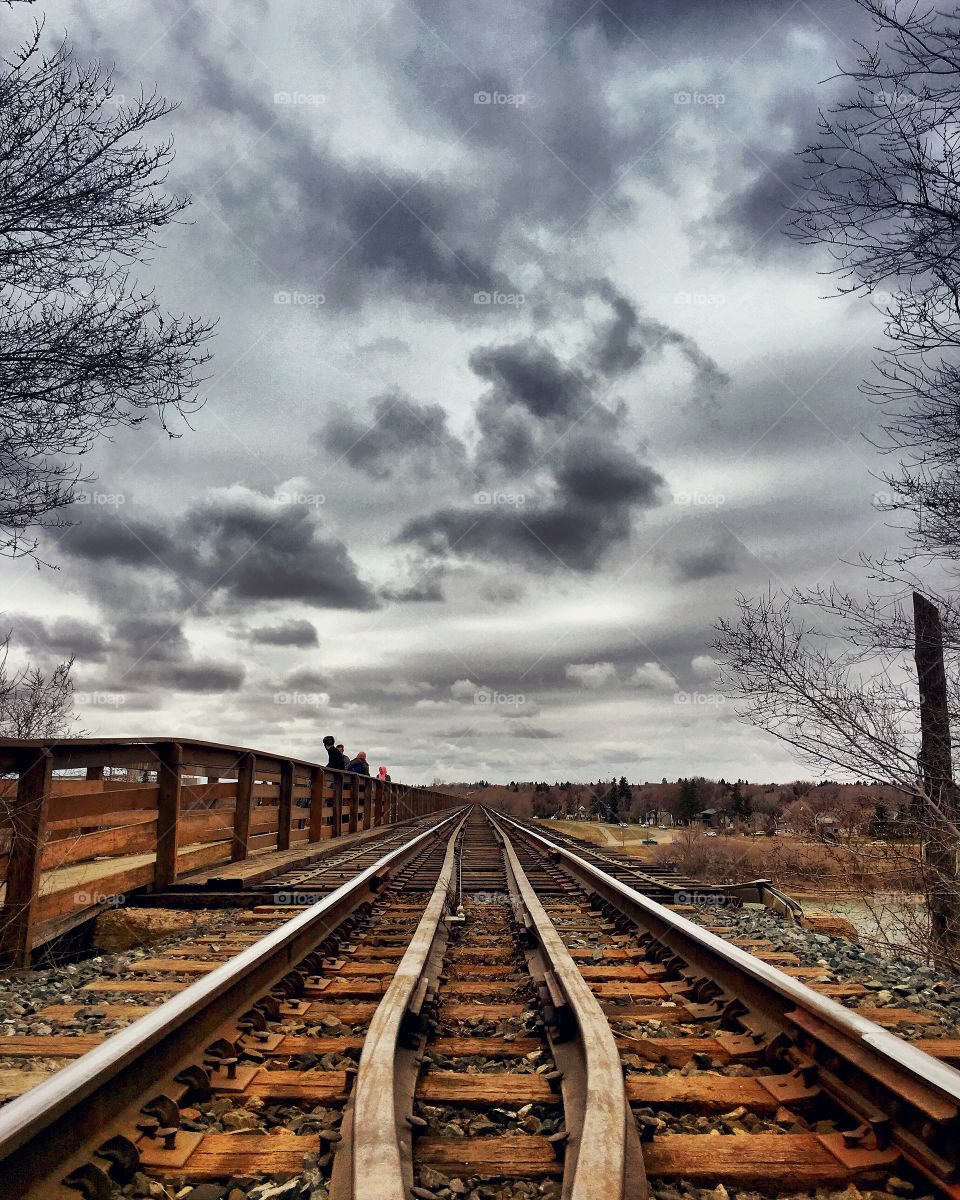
[697,807,719,827]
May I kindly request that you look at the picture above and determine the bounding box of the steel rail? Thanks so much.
[487,811,647,1200]
[495,810,960,1191]
[339,812,469,1199]
[0,808,466,1198]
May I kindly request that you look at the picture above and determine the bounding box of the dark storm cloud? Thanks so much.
[9,614,110,663]
[588,280,730,401]
[106,617,245,693]
[395,285,687,571]
[320,392,467,480]
[284,668,329,691]
[62,490,377,612]
[248,619,319,647]
[470,342,587,422]
[664,522,745,582]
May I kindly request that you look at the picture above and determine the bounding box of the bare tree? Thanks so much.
[0,634,77,738]
[714,587,960,967]
[791,0,960,565]
[0,24,213,559]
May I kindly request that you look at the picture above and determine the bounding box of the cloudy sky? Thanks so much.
[4,0,898,784]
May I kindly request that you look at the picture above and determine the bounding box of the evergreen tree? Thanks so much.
[730,782,751,822]
[677,777,700,823]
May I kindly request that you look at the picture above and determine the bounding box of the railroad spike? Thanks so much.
[92,1134,140,1183]
[62,1163,114,1199]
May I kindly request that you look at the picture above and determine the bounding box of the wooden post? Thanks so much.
[309,767,326,843]
[278,760,294,852]
[333,772,344,838]
[0,749,54,969]
[154,742,182,890]
[348,774,359,834]
[85,764,104,783]
[374,779,385,827]
[232,753,255,862]
[913,592,960,957]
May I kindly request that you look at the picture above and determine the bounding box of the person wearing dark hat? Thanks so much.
[323,735,346,770]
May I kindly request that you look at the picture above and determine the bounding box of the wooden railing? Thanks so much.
[0,736,459,968]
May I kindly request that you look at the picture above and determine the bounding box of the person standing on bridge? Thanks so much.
[378,765,387,781]
[323,735,346,770]
[347,751,370,775]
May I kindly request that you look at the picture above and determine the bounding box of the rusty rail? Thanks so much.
[0,807,466,1198]
[497,810,960,1197]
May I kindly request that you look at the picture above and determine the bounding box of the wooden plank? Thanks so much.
[232,752,255,862]
[241,1068,350,1102]
[47,786,158,823]
[0,1034,105,1057]
[269,1036,364,1056]
[429,1037,541,1058]
[129,958,218,975]
[441,981,527,998]
[277,760,294,853]
[38,1004,155,1022]
[577,964,662,981]
[154,742,182,890]
[306,979,389,999]
[615,1036,727,1066]
[588,982,668,999]
[40,820,157,871]
[643,1133,896,1187]
[145,1133,313,1180]
[856,1007,937,1026]
[0,750,53,968]
[913,1038,960,1065]
[415,1135,562,1178]
[82,980,184,995]
[302,1002,378,1024]
[417,1071,556,1106]
[309,767,325,844]
[0,1068,57,1101]
[440,1003,527,1020]
[625,1075,779,1113]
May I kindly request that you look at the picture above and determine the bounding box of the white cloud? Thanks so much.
[629,662,677,690]
[565,662,618,690]
[450,678,479,699]
[691,654,719,679]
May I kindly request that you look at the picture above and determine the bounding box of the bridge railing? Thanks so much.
[0,736,459,967]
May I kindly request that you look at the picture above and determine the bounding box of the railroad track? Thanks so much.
[0,805,958,1199]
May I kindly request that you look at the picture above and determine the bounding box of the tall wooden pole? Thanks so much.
[913,592,960,958]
